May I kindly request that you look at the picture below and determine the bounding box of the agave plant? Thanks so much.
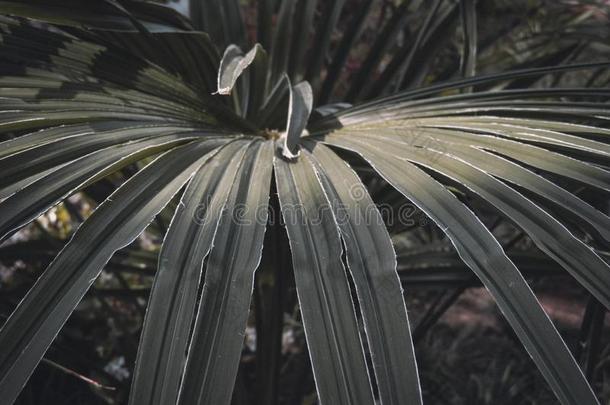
[0,0,609,404]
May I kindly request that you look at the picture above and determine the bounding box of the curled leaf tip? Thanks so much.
[213,87,232,96]
[283,81,313,160]
[216,44,262,96]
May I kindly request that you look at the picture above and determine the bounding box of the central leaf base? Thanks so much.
[263,129,282,140]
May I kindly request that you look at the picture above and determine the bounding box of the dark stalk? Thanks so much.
[255,181,288,404]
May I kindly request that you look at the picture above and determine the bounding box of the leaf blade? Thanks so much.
[274,151,375,405]
[282,81,313,159]
[129,140,251,405]
[305,142,423,405]
[322,136,599,405]
[0,139,225,404]
[0,135,196,243]
[177,140,274,405]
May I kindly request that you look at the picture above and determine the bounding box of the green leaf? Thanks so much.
[501,45,580,90]
[129,140,251,405]
[316,62,610,129]
[325,89,610,128]
[178,140,274,405]
[190,0,246,48]
[413,116,610,158]
[321,135,599,405]
[0,121,129,160]
[391,3,459,93]
[305,0,345,89]
[274,151,375,405]
[256,74,290,128]
[0,125,201,190]
[0,0,191,31]
[318,0,373,103]
[246,45,270,119]
[342,132,610,310]
[459,0,477,79]
[403,126,610,191]
[257,0,276,51]
[0,166,62,201]
[0,18,252,130]
[305,142,423,405]
[282,81,313,159]
[362,0,446,98]
[445,144,610,241]
[288,0,318,81]
[344,1,410,102]
[215,44,268,117]
[0,135,196,243]
[270,0,297,84]
[0,139,226,404]
[90,31,221,96]
[216,45,259,96]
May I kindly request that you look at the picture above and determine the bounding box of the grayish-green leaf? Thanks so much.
[0,135,197,243]
[305,141,423,405]
[129,140,251,405]
[274,151,375,405]
[321,135,599,405]
[343,132,610,310]
[318,0,373,103]
[270,0,296,83]
[0,0,191,31]
[178,140,274,405]
[305,0,346,89]
[189,0,245,47]
[0,139,225,404]
[445,144,610,241]
[0,126,200,190]
[216,44,263,96]
[459,0,477,79]
[282,81,313,159]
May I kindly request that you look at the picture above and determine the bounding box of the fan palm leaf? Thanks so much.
[0,1,608,404]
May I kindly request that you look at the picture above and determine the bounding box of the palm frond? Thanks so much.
[0,1,608,405]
